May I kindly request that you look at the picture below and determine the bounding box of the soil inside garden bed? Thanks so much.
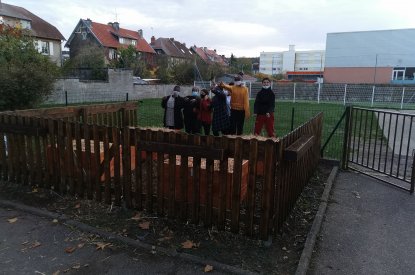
[0,163,333,274]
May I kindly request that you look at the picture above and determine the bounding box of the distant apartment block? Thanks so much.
[324,29,415,84]
[259,45,325,81]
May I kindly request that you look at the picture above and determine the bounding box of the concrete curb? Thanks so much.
[295,166,339,275]
[0,199,256,275]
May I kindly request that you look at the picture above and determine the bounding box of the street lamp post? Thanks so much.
[373,53,378,85]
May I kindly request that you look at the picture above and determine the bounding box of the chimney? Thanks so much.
[138,29,143,38]
[169,38,174,41]
[289,44,295,52]
[108,22,119,31]
[151,36,155,44]
[214,49,217,52]
[203,47,207,52]
[84,18,92,28]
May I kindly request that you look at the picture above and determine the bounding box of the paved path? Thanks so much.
[375,109,415,157]
[309,171,415,275]
[0,207,227,275]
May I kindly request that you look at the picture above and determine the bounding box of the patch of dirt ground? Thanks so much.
[0,163,333,274]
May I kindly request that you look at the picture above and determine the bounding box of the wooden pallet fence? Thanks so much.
[0,105,323,241]
[273,112,323,234]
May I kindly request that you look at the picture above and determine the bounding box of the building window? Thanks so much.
[39,41,50,55]
[119,37,125,44]
[132,40,137,46]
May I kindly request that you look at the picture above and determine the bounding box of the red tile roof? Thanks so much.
[90,21,155,54]
[151,37,193,59]
[190,46,228,66]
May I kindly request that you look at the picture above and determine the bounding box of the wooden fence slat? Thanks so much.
[204,135,214,227]
[145,129,153,212]
[260,140,277,240]
[74,122,83,197]
[58,120,67,193]
[246,138,258,237]
[230,137,243,233]
[167,131,177,217]
[103,126,111,204]
[112,127,121,206]
[33,118,43,186]
[121,126,132,207]
[0,115,7,181]
[83,122,92,199]
[155,130,164,215]
[93,124,102,202]
[134,129,143,210]
[41,118,50,189]
[25,117,34,186]
[66,121,75,195]
[17,116,26,184]
[217,136,228,230]
[192,135,201,224]
[179,133,188,221]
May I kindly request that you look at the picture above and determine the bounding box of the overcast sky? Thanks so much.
[4,0,415,57]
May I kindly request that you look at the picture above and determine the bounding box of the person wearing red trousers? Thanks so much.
[253,78,275,137]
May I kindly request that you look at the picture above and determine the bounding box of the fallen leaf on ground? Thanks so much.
[182,240,196,249]
[139,221,150,230]
[32,188,38,193]
[77,243,85,248]
[131,213,142,221]
[352,191,361,199]
[72,264,81,269]
[7,217,18,223]
[74,203,81,209]
[65,247,76,254]
[204,265,213,272]
[31,241,41,249]
[95,242,111,250]
[52,219,58,223]
[52,271,60,275]
[21,241,29,245]
[157,236,173,242]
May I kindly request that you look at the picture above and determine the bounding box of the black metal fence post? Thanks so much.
[126,93,129,102]
[290,107,295,131]
[341,106,352,170]
[411,149,415,194]
[65,91,68,106]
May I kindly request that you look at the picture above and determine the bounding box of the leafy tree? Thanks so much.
[170,61,194,84]
[154,55,172,83]
[62,44,107,80]
[0,27,59,110]
[114,45,151,78]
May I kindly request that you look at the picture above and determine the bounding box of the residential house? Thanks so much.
[150,36,194,66]
[324,29,415,84]
[190,45,228,66]
[65,19,156,67]
[0,1,65,66]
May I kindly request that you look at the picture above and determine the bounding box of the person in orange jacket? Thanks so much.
[219,76,250,135]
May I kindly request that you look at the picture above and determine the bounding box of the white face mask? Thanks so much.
[262,85,270,89]
[235,81,242,86]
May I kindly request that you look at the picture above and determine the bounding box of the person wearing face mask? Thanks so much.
[210,84,230,136]
[198,89,212,135]
[219,76,250,135]
[253,78,275,137]
[183,87,201,134]
[161,85,185,130]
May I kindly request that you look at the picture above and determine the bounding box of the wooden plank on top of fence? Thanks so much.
[155,130,164,215]
[260,139,277,240]
[93,124,102,202]
[179,133,189,221]
[246,138,258,237]
[192,135,201,224]
[217,136,228,230]
[204,135,214,227]
[103,126,111,204]
[230,137,243,233]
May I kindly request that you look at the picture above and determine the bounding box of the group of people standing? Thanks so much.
[161,76,276,138]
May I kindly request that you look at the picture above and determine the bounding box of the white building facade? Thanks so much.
[259,45,325,81]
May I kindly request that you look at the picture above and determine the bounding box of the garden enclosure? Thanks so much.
[0,102,322,240]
